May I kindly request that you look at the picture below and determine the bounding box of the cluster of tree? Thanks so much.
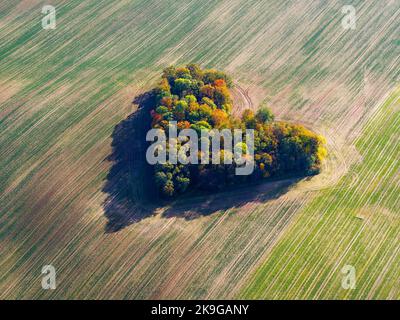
[148,64,327,197]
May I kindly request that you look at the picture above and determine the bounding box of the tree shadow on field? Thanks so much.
[103,92,302,232]
[102,91,159,233]
[162,177,302,220]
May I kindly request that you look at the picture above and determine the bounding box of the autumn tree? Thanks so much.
[147,64,327,197]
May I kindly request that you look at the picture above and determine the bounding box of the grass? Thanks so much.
[240,88,400,299]
[0,0,399,299]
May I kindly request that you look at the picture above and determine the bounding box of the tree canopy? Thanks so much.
[147,64,327,197]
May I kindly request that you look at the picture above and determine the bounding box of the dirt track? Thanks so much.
[231,83,359,194]
[231,83,254,116]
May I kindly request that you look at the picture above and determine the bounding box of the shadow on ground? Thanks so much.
[102,92,158,233]
[162,177,302,220]
[102,92,302,232]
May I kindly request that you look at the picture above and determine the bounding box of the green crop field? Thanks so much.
[0,0,399,299]
[241,88,400,299]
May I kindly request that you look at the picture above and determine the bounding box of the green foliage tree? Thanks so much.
[174,78,193,96]
[256,105,274,123]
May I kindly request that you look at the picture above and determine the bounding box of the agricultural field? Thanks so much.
[0,0,399,299]
[241,87,400,299]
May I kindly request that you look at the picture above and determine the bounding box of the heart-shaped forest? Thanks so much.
[103,64,327,232]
